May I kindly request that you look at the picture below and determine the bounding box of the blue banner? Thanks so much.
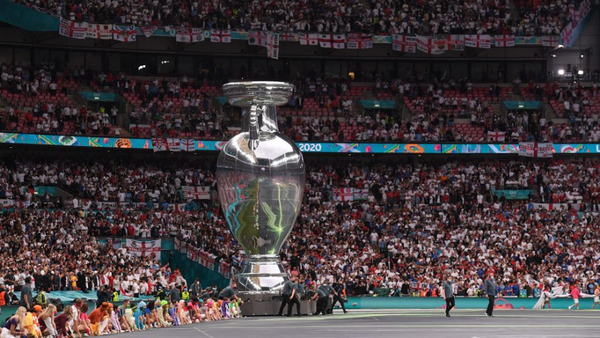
[79,92,118,102]
[3,132,600,155]
[503,101,542,110]
[297,142,439,153]
[442,144,519,154]
[34,186,56,196]
[492,190,534,200]
[360,100,397,109]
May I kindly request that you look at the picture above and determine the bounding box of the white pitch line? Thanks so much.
[194,326,217,338]
[203,324,599,329]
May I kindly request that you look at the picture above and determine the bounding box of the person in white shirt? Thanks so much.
[564,100,571,114]
[49,82,57,95]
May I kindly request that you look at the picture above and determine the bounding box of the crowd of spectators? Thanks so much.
[521,81,600,141]
[1,61,73,97]
[0,158,215,205]
[1,155,599,300]
[0,208,176,294]
[278,75,594,144]
[2,60,600,144]
[91,72,227,139]
[0,62,117,136]
[0,103,116,136]
[13,0,578,36]
[515,0,584,36]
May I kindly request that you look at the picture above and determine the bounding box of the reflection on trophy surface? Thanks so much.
[216,82,305,293]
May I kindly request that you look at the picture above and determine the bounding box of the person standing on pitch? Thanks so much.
[309,283,328,315]
[289,276,302,316]
[331,279,348,314]
[592,284,600,309]
[442,275,455,317]
[568,282,580,310]
[278,276,300,317]
[319,281,335,314]
[484,273,498,317]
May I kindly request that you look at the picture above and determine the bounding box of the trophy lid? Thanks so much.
[223,81,294,107]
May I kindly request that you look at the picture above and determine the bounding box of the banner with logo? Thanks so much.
[10,132,600,156]
[248,30,268,46]
[494,34,515,47]
[180,139,195,152]
[392,34,416,53]
[318,33,332,48]
[445,34,465,51]
[59,18,87,39]
[86,24,113,39]
[113,25,136,42]
[141,26,158,38]
[347,33,373,49]
[332,34,346,49]
[152,138,180,152]
[175,28,204,43]
[279,32,297,42]
[519,142,553,158]
[298,33,318,46]
[125,239,161,260]
[210,29,231,43]
[416,35,445,54]
[267,32,280,59]
[333,188,354,201]
[353,188,369,200]
[465,34,491,48]
[182,186,210,199]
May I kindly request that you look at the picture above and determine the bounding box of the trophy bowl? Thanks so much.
[223,81,294,107]
[216,81,305,293]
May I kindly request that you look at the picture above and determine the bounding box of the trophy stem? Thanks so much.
[236,254,289,293]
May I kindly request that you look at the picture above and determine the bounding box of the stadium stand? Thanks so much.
[1,155,598,299]
[12,0,577,35]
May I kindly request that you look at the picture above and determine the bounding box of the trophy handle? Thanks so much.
[248,104,260,150]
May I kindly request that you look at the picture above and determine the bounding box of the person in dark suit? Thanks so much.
[331,280,347,314]
[484,273,498,317]
[60,273,69,291]
[52,271,61,291]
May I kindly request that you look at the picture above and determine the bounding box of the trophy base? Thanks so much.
[236,255,289,293]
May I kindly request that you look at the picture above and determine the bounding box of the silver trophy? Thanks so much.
[216,82,305,293]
